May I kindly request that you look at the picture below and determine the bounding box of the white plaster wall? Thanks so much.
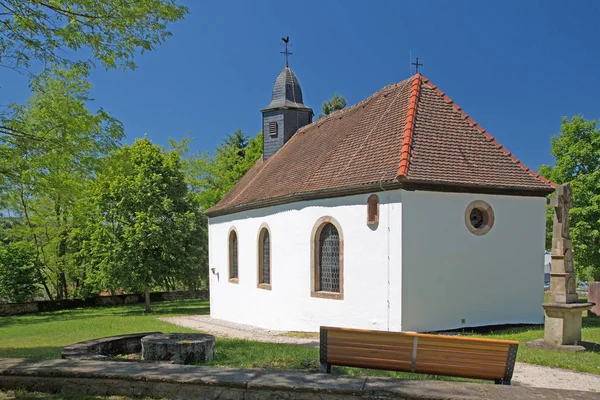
[208,191,403,332]
[401,190,547,332]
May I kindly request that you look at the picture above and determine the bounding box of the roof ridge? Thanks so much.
[295,78,412,136]
[417,75,556,187]
[397,74,422,178]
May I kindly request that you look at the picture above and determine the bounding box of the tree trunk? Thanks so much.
[145,286,151,313]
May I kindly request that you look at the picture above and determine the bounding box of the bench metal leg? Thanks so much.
[320,362,331,373]
[494,379,511,385]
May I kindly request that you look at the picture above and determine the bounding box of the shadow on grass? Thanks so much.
[0,346,63,359]
[0,300,209,329]
[583,315,600,328]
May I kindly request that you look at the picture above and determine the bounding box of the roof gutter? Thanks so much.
[204,179,553,218]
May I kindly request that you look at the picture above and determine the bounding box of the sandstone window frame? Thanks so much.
[310,216,344,300]
[228,227,239,283]
[257,223,272,290]
[465,200,495,236]
[367,194,380,226]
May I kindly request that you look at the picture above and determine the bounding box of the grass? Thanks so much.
[1,298,599,380]
[0,299,476,382]
[0,390,136,400]
[0,300,204,359]
[466,318,600,374]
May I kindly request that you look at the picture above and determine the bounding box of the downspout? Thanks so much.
[380,175,391,331]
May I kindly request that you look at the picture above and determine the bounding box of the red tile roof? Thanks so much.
[206,74,555,217]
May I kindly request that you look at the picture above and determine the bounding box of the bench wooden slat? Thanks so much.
[327,348,413,361]
[330,338,511,354]
[322,326,519,345]
[328,340,510,361]
[328,348,509,369]
[329,331,513,351]
[320,326,519,384]
[326,354,412,370]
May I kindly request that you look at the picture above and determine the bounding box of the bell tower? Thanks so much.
[261,37,313,160]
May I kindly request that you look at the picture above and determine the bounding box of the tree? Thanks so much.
[0,0,188,72]
[0,242,40,303]
[0,65,123,299]
[319,93,347,118]
[539,115,600,281]
[0,0,187,142]
[180,130,262,210]
[86,138,206,312]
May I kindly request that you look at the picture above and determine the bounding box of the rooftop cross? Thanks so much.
[280,36,293,68]
[411,57,423,74]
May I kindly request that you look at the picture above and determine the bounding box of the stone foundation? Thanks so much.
[0,358,597,400]
[141,333,215,364]
[62,332,162,360]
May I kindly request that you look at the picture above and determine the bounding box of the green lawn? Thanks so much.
[467,316,600,374]
[0,390,135,400]
[1,299,599,378]
[0,300,473,382]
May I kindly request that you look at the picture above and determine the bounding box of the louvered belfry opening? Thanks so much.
[229,230,238,280]
[261,229,270,284]
[318,223,340,292]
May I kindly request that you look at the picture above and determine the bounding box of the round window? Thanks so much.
[465,200,494,235]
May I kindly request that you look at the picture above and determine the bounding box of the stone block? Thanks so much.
[543,303,592,345]
[588,282,600,317]
[141,333,215,364]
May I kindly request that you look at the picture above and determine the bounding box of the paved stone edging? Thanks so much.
[0,358,596,399]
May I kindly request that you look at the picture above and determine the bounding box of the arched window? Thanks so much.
[229,229,238,283]
[311,217,344,300]
[367,194,379,226]
[257,226,271,289]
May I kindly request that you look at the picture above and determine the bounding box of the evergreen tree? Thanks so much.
[319,93,347,118]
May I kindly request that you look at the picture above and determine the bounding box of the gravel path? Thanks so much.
[162,315,600,392]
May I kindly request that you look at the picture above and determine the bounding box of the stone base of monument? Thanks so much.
[525,338,589,352]
[141,333,215,364]
[526,302,593,352]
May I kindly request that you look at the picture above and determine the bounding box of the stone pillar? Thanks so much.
[531,183,593,350]
[547,184,578,304]
[589,282,600,318]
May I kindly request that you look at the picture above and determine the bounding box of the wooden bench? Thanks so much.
[319,326,519,385]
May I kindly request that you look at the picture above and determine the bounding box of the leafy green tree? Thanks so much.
[0,0,188,72]
[178,130,262,210]
[319,93,347,118]
[0,65,123,299]
[0,0,187,141]
[0,242,40,303]
[86,138,206,311]
[539,115,600,281]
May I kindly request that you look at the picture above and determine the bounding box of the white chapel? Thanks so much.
[205,60,555,333]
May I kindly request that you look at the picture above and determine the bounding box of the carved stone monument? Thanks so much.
[529,183,593,350]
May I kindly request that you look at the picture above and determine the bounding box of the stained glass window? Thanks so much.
[319,223,340,292]
[261,229,270,284]
[229,231,238,279]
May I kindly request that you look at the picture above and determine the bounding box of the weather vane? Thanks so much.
[281,36,292,68]
[411,57,423,74]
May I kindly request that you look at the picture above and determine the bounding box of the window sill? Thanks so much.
[311,291,343,300]
[229,278,239,284]
[257,283,272,291]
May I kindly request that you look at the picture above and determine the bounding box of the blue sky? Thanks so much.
[1,0,599,171]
